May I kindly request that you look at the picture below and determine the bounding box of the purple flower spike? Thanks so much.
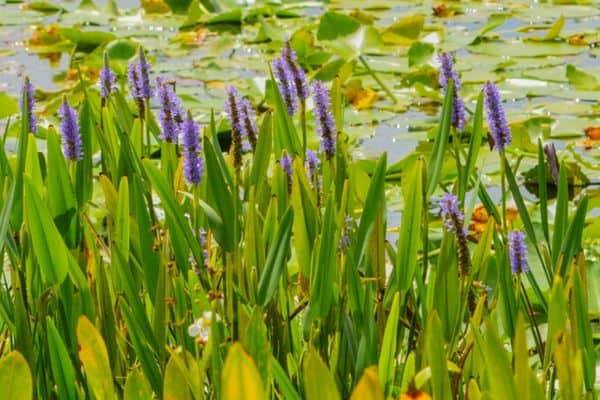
[439,192,470,277]
[439,193,464,234]
[508,230,529,274]
[182,111,203,185]
[272,58,297,116]
[21,76,37,135]
[156,77,184,144]
[137,48,153,100]
[438,52,466,130]
[240,98,258,152]
[99,52,116,101]
[311,80,336,160]
[282,40,309,101]
[484,82,512,151]
[305,150,320,182]
[224,86,247,169]
[58,97,83,161]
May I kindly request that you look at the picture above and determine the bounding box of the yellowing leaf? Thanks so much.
[141,0,170,14]
[350,367,384,400]
[77,316,114,400]
[399,390,432,400]
[544,15,565,40]
[0,351,33,400]
[221,343,266,400]
[352,88,378,110]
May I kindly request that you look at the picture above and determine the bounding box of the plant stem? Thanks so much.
[359,56,398,104]
[519,277,545,365]
[300,100,307,158]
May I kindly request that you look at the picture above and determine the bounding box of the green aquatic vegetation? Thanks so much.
[1,1,600,399]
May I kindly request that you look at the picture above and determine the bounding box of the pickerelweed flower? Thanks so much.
[127,48,153,115]
[181,111,203,185]
[484,82,512,151]
[156,77,184,144]
[58,96,83,161]
[508,230,529,274]
[281,40,309,101]
[439,193,470,277]
[438,52,466,130]
[305,150,320,183]
[240,98,258,152]
[127,60,144,115]
[280,152,293,194]
[137,48,152,100]
[21,76,37,135]
[272,57,297,116]
[224,86,246,170]
[99,52,116,102]
[312,80,336,160]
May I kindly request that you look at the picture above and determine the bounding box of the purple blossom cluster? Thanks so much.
[439,193,470,277]
[439,193,465,234]
[156,77,184,144]
[99,53,116,101]
[181,111,203,185]
[21,77,37,135]
[224,86,255,169]
[240,98,258,152]
[438,52,466,130]
[484,82,512,151]
[128,48,153,113]
[508,230,529,274]
[272,39,309,116]
[305,150,320,184]
[311,80,336,160]
[58,97,83,161]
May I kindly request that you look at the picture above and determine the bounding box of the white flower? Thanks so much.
[188,311,220,344]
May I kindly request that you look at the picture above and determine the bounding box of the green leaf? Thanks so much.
[303,349,340,400]
[256,207,293,308]
[0,92,18,119]
[388,158,423,298]
[59,27,116,52]
[566,64,598,89]
[142,160,207,284]
[124,368,153,400]
[46,318,79,400]
[0,351,33,400]
[46,129,77,219]
[385,14,424,40]
[164,353,193,400]
[163,0,191,13]
[408,41,434,68]
[317,12,361,41]
[427,79,453,196]
[76,316,114,400]
[481,319,518,400]
[23,176,69,285]
[426,312,452,400]
[378,293,400,395]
